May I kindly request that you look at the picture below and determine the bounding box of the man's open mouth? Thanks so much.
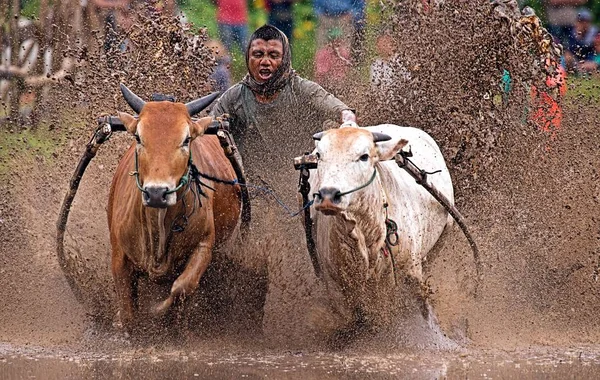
[258,69,272,80]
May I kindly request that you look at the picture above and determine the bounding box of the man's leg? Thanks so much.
[233,24,249,53]
[218,23,235,53]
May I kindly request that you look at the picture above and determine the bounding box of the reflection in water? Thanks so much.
[2,347,600,380]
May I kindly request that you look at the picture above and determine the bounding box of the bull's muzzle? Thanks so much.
[143,186,170,208]
[314,187,343,215]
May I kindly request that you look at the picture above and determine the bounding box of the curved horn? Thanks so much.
[372,132,392,143]
[313,131,325,141]
[185,92,221,116]
[120,83,146,114]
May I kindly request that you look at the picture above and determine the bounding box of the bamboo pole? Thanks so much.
[8,0,23,126]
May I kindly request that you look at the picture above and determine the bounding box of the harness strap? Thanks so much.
[375,165,400,286]
[338,169,378,197]
[312,169,378,200]
[129,149,193,196]
[298,167,321,279]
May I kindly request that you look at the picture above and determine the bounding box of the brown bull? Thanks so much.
[108,85,241,331]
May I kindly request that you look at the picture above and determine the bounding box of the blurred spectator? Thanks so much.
[266,1,295,43]
[214,0,248,55]
[578,31,600,73]
[314,27,350,85]
[544,0,587,47]
[565,8,598,70]
[313,0,366,53]
[87,0,131,52]
[207,39,232,92]
[370,30,411,90]
[148,0,186,20]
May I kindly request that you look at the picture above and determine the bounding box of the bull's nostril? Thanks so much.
[318,187,342,204]
[333,192,342,203]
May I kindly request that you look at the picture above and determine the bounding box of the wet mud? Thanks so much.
[2,344,600,379]
[1,0,600,377]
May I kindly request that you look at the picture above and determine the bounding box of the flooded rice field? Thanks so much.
[2,345,600,379]
[2,0,600,378]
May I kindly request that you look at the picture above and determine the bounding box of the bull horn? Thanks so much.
[313,131,325,141]
[120,83,146,114]
[185,92,221,116]
[372,132,392,142]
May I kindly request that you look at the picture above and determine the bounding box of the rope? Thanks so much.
[195,171,314,218]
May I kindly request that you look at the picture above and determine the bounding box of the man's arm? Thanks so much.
[210,93,228,119]
[209,86,246,136]
[210,86,238,119]
[299,78,356,128]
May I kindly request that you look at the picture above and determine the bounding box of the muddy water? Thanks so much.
[2,0,600,378]
[2,345,600,379]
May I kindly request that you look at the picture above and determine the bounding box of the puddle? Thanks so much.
[1,345,599,379]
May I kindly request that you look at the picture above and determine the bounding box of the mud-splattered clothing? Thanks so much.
[211,75,350,204]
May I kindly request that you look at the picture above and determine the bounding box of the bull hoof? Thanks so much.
[151,297,174,316]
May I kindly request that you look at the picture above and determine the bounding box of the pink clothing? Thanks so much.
[314,45,350,83]
[216,0,247,24]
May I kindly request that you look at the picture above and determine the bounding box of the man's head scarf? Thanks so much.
[242,25,296,97]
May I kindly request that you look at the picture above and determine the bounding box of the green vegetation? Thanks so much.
[20,0,40,18]
[566,75,600,100]
[0,126,63,175]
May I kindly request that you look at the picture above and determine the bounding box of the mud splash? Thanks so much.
[1,0,600,374]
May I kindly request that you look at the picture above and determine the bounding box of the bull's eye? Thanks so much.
[315,152,321,160]
[359,154,369,162]
[182,136,191,147]
[134,134,141,144]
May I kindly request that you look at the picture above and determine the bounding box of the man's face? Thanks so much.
[576,20,590,35]
[248,39,284,83]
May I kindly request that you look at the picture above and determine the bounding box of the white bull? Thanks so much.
[309,124,453,332]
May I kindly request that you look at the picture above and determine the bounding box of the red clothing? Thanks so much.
[216,0,247,24]
[529,62,567,139]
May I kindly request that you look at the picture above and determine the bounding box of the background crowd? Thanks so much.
[86,0,600,86]
[521,1,600,74]
[11,0,600,93]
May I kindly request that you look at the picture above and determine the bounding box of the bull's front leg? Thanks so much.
[152,239,214,316]
[112,249,136,332]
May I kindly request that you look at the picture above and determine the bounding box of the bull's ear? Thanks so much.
[377,138,408,161]
[117,111,138,134]
[190,116,213,139]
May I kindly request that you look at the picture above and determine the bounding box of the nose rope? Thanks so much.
[130,148,313,217]
[313,169,378,200]
[195,171,313,218]
[129,149,148,195]
[130,149,192,196]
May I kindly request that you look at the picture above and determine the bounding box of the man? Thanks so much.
[266,0,295,43]
[211,24,355,201]
[214,0,249,55]
[211,25,355,337]
[544,0,587,47]
[566,8,598,65]
[313,0,366,61]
